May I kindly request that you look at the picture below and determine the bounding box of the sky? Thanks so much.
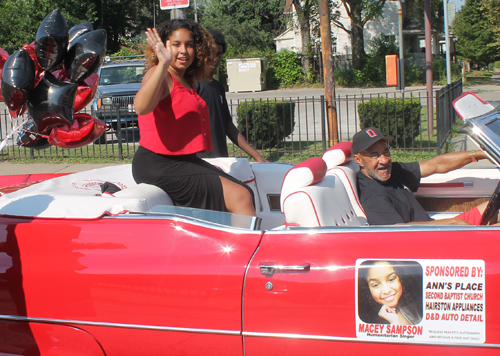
[449,0,464,11]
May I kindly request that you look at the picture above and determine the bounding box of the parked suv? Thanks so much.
[91,59,145,143]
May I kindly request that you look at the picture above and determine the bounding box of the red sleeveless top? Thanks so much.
[138,75,213,155]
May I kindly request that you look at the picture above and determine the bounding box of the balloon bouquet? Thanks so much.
[0,9,107,151]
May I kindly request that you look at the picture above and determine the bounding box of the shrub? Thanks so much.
[357,98,422,149]
[271,49,304,87]
[334,67,355,87]
[432,57,463,84]
[405,63,424,85]
[236,100,295,149]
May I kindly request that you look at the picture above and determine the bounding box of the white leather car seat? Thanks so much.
[322,142,367,223]
[280,155,367,227]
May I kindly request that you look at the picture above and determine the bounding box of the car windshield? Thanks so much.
[99,65,145,85]
[460,105,500,167]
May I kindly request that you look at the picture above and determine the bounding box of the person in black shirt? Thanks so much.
[196,30,267,162]
[352,127,494,225]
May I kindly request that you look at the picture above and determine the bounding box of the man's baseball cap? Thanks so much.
[352,127,394,154]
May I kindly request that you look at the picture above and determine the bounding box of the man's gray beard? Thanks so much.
[366,166,391,183]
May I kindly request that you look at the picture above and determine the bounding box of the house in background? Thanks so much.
[275,0,455,69]
[275,0,399,57]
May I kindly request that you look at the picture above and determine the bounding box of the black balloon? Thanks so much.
[35,9,69,71]
[1,49,35,114]
[16,118,51,150]
[27,71,77,134]
[68,22,93,49]
[64,29,107,82]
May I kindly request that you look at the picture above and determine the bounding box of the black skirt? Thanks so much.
[132,146,254,212]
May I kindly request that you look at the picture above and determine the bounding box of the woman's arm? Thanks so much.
[134,28,173,115]
[226,123,269,162]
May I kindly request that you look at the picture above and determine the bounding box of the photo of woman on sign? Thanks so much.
[358,260,423,325]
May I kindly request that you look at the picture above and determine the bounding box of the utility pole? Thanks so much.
[170,9,186,19]
[425,0,433,137]
[319,0,337,146]
[443,0,452,85]
[397,0,405,90]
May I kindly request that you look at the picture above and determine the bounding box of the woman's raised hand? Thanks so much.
[146,28,172,66]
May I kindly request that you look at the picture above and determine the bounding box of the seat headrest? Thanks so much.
[322,142,353,170]
[280,157,327,212]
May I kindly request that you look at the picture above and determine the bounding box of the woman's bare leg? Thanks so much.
[219,177,256,216]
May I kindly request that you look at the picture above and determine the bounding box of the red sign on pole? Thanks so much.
[160,0,189,10]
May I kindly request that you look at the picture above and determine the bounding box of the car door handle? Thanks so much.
[259,263,310,276]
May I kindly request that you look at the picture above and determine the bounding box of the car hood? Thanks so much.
[97,83,141,97]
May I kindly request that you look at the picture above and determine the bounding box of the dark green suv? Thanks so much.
[91,59,145,143]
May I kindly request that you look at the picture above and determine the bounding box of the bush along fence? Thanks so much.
[0,84,463,164]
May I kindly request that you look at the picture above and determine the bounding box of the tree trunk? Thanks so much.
[349,1,365,69]
[292,0,312,76]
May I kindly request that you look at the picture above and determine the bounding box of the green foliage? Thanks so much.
[110,37,145,57]
[334,34,398,87]
[358,34,398,85]
[452,0,499,65]
[405,63,424,85]
[270,50,304,87]
[200,0,285,54]
[0,0,97,55]
[334,67,356,87]
[357,98,422,149]
[236,100,296,149]
[432,57,462,84]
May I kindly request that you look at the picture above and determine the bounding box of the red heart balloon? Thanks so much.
[22,42,44,87]
[0,47,9,68]
[50,70,99,112]
[48,113,106,148]
[9,103,27,119]
[0,47,9,102]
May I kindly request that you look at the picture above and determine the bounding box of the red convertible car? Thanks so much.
[0,93,499,355]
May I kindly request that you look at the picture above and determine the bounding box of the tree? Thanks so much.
[452,0,499,65]
[0,0,96,55]
[290,0,314,80]
[331,0,387,70]
[480,0,500,54]
[93,0,155,54]
[200,0,285,54]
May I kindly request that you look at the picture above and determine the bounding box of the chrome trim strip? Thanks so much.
[242,331,500,348]
[264,224,500,235]
[108,214,264,235]
[242,245,262,356]
[0,315,240,336]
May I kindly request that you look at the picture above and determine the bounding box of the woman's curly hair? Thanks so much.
[144,19,215,83]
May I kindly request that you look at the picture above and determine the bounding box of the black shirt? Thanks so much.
[195,79,231,158]
[356,162,432,225]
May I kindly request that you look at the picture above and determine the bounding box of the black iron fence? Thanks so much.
[0,86,463,163]
[436,79,463,154]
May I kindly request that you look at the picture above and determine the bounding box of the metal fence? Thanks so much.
[436,79,463,154]
[0,87,462,163]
